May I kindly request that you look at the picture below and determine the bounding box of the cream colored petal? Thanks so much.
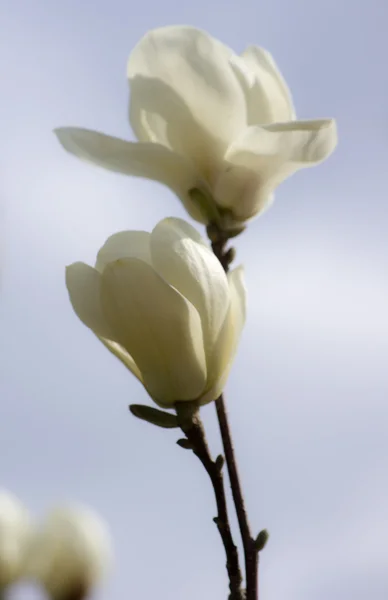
[95,231,151,273]
[66,263,114,340]
[202,266,246,402]
[241,46,295,125]
[100,258,207,406]
[150,218,230,361]
[218,119,337,218]
[213,160,275,220]
[129,75,214,158]
[227,119,337,166]
[66,263,143,382]
[127,26,246,165]
[97,337,143,382]
[55,127,206,222]
[197,367,230,406]
[228,266,247,324]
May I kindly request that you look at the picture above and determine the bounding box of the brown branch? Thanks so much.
[215,395,258,600]
[210,225,260,600]
[176,402,243,600]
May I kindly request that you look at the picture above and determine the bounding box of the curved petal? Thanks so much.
[227,119,337,166]
[129,75,221,170]
[100,257,207,406]
[202,265,246,403]
[219,119,337,218]
[150,218,230,361]
[55,127,207,222]
[213,160,274,220]
[66,263,114,340]
[97,336,143,382]
[66,263,143,383]
[152,217,209,249]
[198,366,230,406]
[127,26,246,162]
[241,46,295,124]
[95,231,151,273]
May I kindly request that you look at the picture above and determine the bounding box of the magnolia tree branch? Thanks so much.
[215,394,259,600]
[175,402,243,600]
[208,223,260,600]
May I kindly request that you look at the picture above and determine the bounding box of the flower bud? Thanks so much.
[25,505,112,600]
[0,490,33,588]
[66,217,246,408]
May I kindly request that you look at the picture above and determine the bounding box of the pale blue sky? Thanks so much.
[1,1,388,599]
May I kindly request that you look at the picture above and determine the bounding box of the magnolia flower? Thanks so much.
[55,26,337,225]
[24,505,111,600]
[0,490,33,588]
[66,217,246,407]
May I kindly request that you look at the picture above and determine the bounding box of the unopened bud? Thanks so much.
[224,247,236,265]
[254,529,269,552]
[176,438,194,450]
[24,505,112,600]
[215,455,225,471]
[0,490,33,588]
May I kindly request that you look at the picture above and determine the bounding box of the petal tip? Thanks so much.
[53,127,78,151]
[54,127,67,144]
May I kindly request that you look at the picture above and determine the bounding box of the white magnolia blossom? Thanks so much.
[66,217,246,407]
[0,490,33,588]
[24,505,111,600]
[55,25,337,224]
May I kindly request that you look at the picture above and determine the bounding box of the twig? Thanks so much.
[215,395,258,600]
[176,402,243,600]
[210,225,260,600]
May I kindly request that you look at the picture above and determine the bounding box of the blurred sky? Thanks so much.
[1,0,387,599]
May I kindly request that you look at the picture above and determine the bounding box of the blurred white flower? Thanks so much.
[25,505,111,600]
[0,490,33,588]
[66,217,246,407]
[55,25,337,225]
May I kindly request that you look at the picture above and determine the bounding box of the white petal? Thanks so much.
[129,74,222,184]
[127,27,246,166]
[66,263,143,382]
[197,367,230,406]
[95,231,151,273]
[201,266,246,404]
[66,263,114,340]
[152,217,209,249]
[227,119,337,166]
[213,161,274,220]
[150,218,230,361]
[97,337,143,382]
[55,127,206,222]
[228,265,247,324]
[101,258,207,406]
[219,119,337,218]
[241,46,295,124]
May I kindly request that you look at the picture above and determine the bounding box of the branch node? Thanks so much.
[175,401,243,598]
[176,438,194,450]
[215,454,225,471]
[254,529,269,552]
